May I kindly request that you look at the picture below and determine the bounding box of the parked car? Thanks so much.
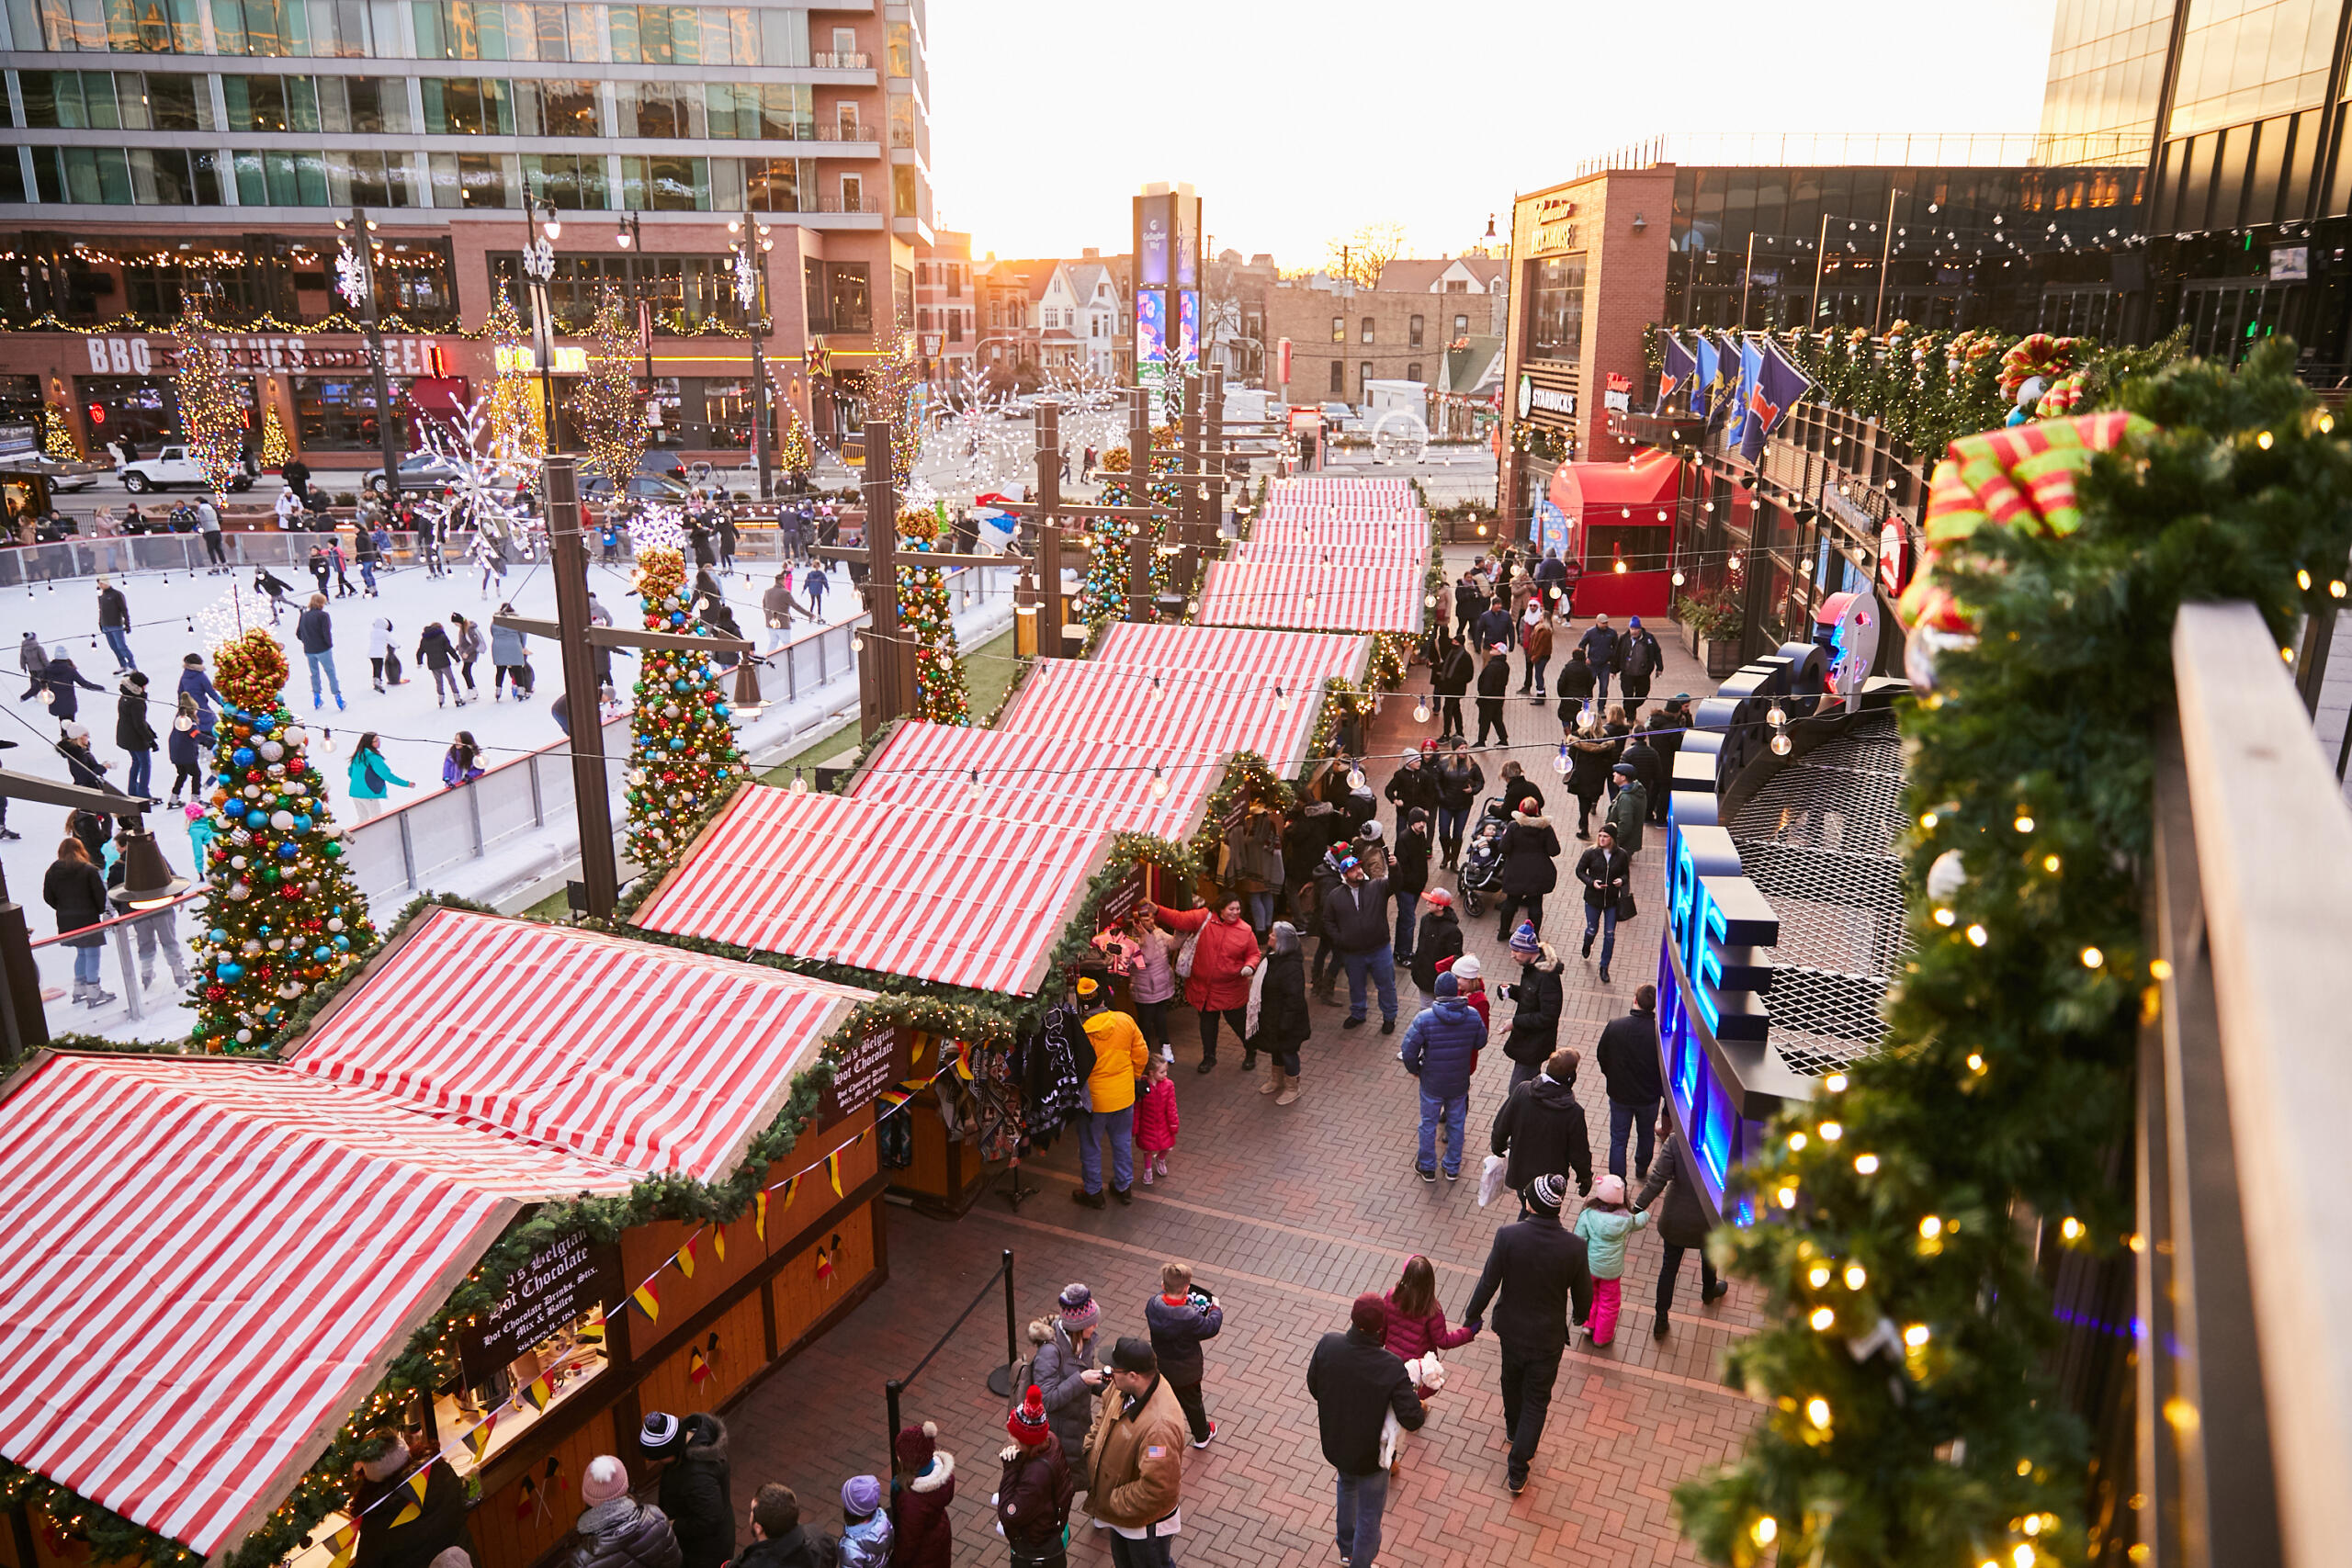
[361,453,467,494]
[6,453,100,493]
[582,472,693,505]
[119,446,254,493]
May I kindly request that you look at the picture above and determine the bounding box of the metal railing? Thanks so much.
[2134,601,2352,1568]
[809,51,871,68]
[1564,130,2154,177]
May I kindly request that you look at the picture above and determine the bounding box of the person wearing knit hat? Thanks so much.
[1409,885,1463,996]
[570,1457,683,1568]
[1494,926,1566,1093]
[835,1476,891,1568]
[645,1413,733,1568]
[351,1431,476,1568]
[1461,1160,1596,1495]
[998,1385,1076,1567]
[1028,1286,1109,1461]
[1069,970,1149,1209]
[891,1421,956,1568]
[1490,794,1561,945]
[1573,1173,1650,1348]
[1306,1295,1425,1568]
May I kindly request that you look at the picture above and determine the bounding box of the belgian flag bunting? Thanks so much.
[578,1310,605,1346]
[824,1152,842,1198]
[711,1223,727,1264]
[464,1414,498,1461]
[754,1190,768,1241]
[674,1235,697,1280]
[391,1468,430,1527]
[777,1174,800,1212]
[632,1278,662,1323]
[327,1525,358,1567]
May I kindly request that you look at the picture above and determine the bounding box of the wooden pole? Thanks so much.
[1031,398,1063,657]
[859,415,904,737]
[543,455,620,919]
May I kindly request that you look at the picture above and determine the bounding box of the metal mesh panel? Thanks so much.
[1730,711,1910,1077]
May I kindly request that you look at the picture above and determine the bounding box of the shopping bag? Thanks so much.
[1476,1153,1509,1209]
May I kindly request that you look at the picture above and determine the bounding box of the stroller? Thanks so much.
[1456,796,1511,915]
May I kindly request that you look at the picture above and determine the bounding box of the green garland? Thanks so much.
[1313,674,1373,759]
[1676,338,2352,1566]
[1035,829,1202,991]
[1182,752,1296,873]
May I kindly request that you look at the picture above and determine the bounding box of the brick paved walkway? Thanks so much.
[729,604,1760,1567]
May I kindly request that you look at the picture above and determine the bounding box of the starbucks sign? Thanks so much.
[1516,374,1576,422]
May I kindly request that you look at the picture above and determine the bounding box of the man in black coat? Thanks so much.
[1409,887,1464,993]
[1472,595,1516,657]
[1617,616,1665,722]
[1453,574,1486,640]
[1492,932,1564,1089]
[1646,697,1693,823]
[351,1432,475,1568]
[1574,825,1633,983]
[1474,644,1511,749]
[736,1484,822,1568]
[1384,749,1439,841]
[1460,1173,1594,1495]
[1387,808,1432,970]
[1430,636,1474,742]
[1490,807,1559,941]
[1576,615,1621,711]
[1320,858,1396,1032]
[1619,732,1665,813]
[1306,1294,1426,1568]
[1488,1044,1593,1201]
[641,1411,733,1568]
[1596,986,1666,1179]
[1637,1121,1726,1337]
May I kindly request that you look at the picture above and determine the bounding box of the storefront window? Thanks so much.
[1581,524,1670,574]
[430,1233,616,1475]
[618,154,717,211]
[1531,254,1587,360]
[293,376,407,450]
[75,376,181,447]
[803,261,871,333]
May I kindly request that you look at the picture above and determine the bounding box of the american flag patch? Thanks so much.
[1146,1446,1169,1459]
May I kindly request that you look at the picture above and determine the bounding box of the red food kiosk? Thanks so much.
[1533,447,1686,618]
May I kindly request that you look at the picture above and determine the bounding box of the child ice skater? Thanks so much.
[1574,1174,1650,1347]
[1132,1049,1179,1185]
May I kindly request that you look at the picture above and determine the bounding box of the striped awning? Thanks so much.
[1091,623,1372,683]
[1247,522,1430,549]
[1267,477,1414,502]
[850,721,1219,838]
[633,787,1110,996]
[0,1054,635,1559]
[997,658,1321,775]
[1197,558,1428,635]
[287,907,875,1184]
[1229,542,1428,570]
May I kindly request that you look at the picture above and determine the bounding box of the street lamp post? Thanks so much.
[335,208,403,509]
[614,211,654,399]
[522,197,563,451]
[729,212,775,500]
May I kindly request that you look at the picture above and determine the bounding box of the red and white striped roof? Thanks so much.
[1229,542,1428,571]
[287,908,874,1184]
[633,787,1109,996]
[998,658,1321,774]
[1267,477,1414,502]
[1249,521,1430,549]
[1091,622,1372,683]
[0,1054,635,1558]
[850,721,1219,838]
[1197,558,1428,635]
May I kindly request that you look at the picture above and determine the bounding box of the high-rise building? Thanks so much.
[0,0,935,470]
[2037,0,2352,373]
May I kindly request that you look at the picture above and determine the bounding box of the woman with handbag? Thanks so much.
[1244,921,1309,1104]
[1574,823,1634,985]
[346,731,413,821]
[1153,893,1261,1075]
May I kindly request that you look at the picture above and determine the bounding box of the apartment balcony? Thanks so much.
[810,51,872,69]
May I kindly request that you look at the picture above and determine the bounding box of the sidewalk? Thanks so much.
[722,615,1759,1566]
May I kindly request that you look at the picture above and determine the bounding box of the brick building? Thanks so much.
[914,228,973,393]
[972,248,1131,389]
[1497,164,1674,536]
[1266,255,1507,406]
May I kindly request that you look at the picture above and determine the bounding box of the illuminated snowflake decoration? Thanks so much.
[732,250,759,310]
[334,241,372,310]
[628,501,686,553]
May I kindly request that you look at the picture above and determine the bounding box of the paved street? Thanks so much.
[728,622,1760,1566]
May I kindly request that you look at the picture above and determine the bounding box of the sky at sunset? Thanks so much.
[928,0,2061,266]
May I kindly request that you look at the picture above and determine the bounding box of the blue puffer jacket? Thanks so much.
[1144,1289,1224,1383]
[1398,996,1487,1098]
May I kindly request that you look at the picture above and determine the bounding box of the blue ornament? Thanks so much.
[233,747,256,767]
[293,815,312,832]
[312,945,332,961]
[253,716,275,734]
[277,841,300,860]
[668,737,685,750]
[714,705,731,719]
[334,935,351,951]
[218,962,243,981]
[244,809,267,829]
[209,928,229,943]
[673,679,689,693]
[670,611,686,626]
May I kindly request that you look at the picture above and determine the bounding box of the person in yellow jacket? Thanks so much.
[1072,975,1150,1211]
[1083,1337,1188,1567]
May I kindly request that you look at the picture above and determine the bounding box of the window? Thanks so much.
[614,79,703,138]
[419,78,512,134]
[1444,279,1468,294]
[1360,316,1374,343]
[886,18,910,75]
[892,164,915,218]
[830,25,854,52]
[1328,359,1342,395]
[804,260,870,333]
[1453,312,1468,337]
[1359,360,1372,392]
[29,145,220,204]
[702,82,809,140]
[321,76,411,133]
[1407,362,1422,382]
[327,147,421,206]
[946,311,962,344]
[1408,314,1424,348]
[425,150,514,207]
[232,147,333,205]
[888,92,913,149]
[521,152,605,209]
[292,376,397,449]
[946,265,961,299]
[744,156,814,212]
[100,0,209,52]
[1329,315,1344,343]
[617,154,715,210]
[1041,308,1057,329]
[840,173,863,211]
[513,78,599,135]
[835,101,858,139]
[1531,254,1587,358]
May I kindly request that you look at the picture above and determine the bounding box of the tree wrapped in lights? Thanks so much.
[40,402,78,461]
[189,629,378,1052]
[623,545,749,870]
[483,290,545,470]
[896,503,972,725]
[780,405,812,479]
[257,401,290,469]
[172,305,248,493]
[870,318,924,481]
[573,290,644,492]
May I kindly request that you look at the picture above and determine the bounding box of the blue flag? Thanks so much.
[1690,333,1720,419]
[1729,336,1764,449]
[1702,332,1742,437]
[1657,333,1696,414]
[1739,338,1815,462]
[1716,333,1751,446]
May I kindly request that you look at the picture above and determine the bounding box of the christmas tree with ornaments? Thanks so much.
[189,630,378,1051]
[624,544,750,872]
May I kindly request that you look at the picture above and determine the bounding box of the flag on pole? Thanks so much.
[1657,333,1695,414]
[520,1373,553,1411]
[689,1348,713,1386]
[1690,334,1721,419]
[1741,338,1816,462]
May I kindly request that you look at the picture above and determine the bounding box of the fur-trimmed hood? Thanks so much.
[907,1451,955,1494]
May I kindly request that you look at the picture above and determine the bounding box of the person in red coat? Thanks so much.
[1434,952,1490,1032]
[889,1422,955,1568]
[1382,1255,1479,1386]
[1155,895,1262,1074]
[997,1385,1075,1568]
[1131,1054,1181,1185]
